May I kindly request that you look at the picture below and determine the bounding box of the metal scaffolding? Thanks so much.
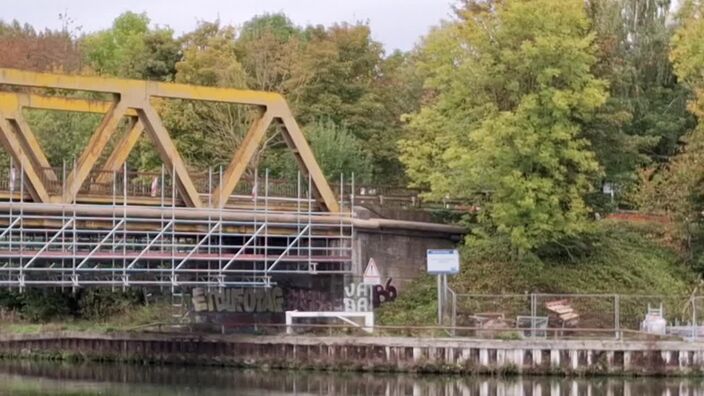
[0,162,354,290]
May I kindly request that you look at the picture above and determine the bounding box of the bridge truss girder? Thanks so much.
[0,68,340,212]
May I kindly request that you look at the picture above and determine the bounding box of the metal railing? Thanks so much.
[441,289,703,340]
[0,162,474,212]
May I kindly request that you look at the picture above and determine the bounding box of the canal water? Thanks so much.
[0,360,702,395]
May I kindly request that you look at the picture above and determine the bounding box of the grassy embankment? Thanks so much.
[377,219,698,327]
[0,303,171,334]
[0,290,173,335]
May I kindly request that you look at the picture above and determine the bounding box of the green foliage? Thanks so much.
[459,220,693,294]
[22,109,102,167]
[263,120,373,182]
[671,1,704,120]
[378,220,696,326]
[0,289,144,323]
[295,23,407,181]
[157,21,254,170]
[401,0,607,251]
[76,289,144,320]
[236,13,306,93]
[81,12,179,80]
[586,0,693,200]
[376,275,438,326]
[635,1,704,255]
[302,120,372,181]
[0,290,73,322]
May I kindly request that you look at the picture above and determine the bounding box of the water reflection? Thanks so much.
[0,360,702,395]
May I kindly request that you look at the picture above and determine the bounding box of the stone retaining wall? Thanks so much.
[0,332,703,375]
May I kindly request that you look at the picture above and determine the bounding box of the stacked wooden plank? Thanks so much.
[545,299,579,327]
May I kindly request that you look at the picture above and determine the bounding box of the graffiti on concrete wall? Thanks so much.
[285,289,337,312]
[372,278,397,308]
[343,282,371,312]
[192,287,284,313]
[192,277,398,315]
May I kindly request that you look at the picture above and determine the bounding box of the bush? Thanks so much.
[0,288,145,323]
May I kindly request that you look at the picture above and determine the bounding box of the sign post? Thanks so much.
[427,249,460,326]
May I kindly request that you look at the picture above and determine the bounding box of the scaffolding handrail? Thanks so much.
[126,220,174,269]
[76,218,125,269]
[23,218,74,269]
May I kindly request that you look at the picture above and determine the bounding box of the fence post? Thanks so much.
[437,275,442,326]
[530,293,536,338]
[614,294,620,340]
[452,290,457,336]
[692,298,697,340]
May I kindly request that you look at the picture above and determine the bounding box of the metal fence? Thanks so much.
[441,288,701,340]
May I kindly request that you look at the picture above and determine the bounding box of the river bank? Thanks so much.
[1,331,704,377]
[3,359,702,396]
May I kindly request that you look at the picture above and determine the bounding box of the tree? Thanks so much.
[235,13,306,94]
[81,12,179,80]
[295,23,398,180]
[671,1,704,120]
[639,1,704,257]
[585,0,693,199]
[154,21,255,172]
[401,0,607,251]
[0,20,90,167]
[0,20,81,72]
[263,119,372,182]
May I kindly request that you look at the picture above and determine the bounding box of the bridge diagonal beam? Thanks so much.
[63,99,128,203]
[277,106,340,212]
[0,117,51,203]
[95,117,143,184]
[212,111,274,208]
[8,116,58,182]
[137,106,202,208]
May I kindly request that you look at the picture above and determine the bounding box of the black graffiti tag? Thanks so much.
[372,278,397,308]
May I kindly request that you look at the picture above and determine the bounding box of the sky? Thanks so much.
[0,0,456,52]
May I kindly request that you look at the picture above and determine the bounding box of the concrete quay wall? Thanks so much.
[1,332,704,376]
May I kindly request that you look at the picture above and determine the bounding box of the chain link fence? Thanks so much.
[163,274,704,340]
[444,288,698,340]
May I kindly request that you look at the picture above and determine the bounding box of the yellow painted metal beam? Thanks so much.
[0,117,51,203]
[277,105,340,213]
[0,68,281,107]
[211,111,275,208]
[0,92,139,116]
[10,116,58,182]
[63,100,127,203]
[95,117,143,184]
[0,68,340,212]
[137,105,203,208]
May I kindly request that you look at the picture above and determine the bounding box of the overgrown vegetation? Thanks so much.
[0,289,170,332]
[378,220,697,326]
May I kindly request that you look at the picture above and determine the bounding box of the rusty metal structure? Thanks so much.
[0,69,353,290]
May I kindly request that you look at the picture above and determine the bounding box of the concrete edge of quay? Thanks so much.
[0,331,703,376]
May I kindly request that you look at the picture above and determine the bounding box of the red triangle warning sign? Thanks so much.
[363,258,381,285]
